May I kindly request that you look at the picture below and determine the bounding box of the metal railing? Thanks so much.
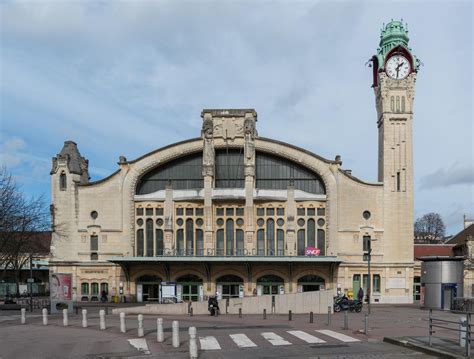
[429,309,472,357]
[453,297,474,312]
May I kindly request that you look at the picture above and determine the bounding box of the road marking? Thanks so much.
[199,336,221,350]
[128,338,150,355]
[287,330,326,344]
[261,332,292,346]
[315,329,360,342]
[229,333,257,348]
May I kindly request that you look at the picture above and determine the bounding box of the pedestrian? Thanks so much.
[357,287,364,302]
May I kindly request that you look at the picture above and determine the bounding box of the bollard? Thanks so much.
[63,309,68,326]
[172,320,180,348]
[288,310,292,321]
[82,309,88,328]
[189,326,198,359]
[190,307,193,317]
[105,307,109,315]
[138,314,144,337]
[263,309,267,319]
[120,312,126,333]
[460,316,467,348]
[327,306,331,326]
[42,308,48,326]
[343,310,348,330]
[364,313,369,335]
[20,308,26,324]
[239,308,242,318]
[99,309,106,330]
[309,311,313,323]
[157,318,164,343]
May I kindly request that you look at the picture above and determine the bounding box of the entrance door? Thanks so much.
[216,275,243,299]
[143,284,159,301]
[257,275,284,296]
[177,275,203,302]
[442,284,457,310]
[298,275,325,292]
[136,275,161,302]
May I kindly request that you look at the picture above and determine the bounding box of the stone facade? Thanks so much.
[49,21,417,304]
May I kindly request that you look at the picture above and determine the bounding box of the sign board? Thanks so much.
[50,273,73,313]
[160,283,176,302]
[363,254,370,261]
[305,247,321,256]
[27,278,35,283]
[136,284,143,303]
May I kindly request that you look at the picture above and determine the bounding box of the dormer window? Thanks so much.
[59,173,67,191]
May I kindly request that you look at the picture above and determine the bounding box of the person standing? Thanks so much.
[357,287,364,302]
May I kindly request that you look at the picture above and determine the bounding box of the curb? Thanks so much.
[383,337,465,359]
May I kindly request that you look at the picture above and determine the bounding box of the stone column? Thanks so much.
[164,185,174,253]
[244,112,256,254]
[201,113,215,257]
[286,185,296,256]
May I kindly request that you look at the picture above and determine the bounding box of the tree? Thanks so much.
[414,212,446,243]
[0,166,50,294]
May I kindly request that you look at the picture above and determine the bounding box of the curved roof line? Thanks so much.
[82,136,382,187]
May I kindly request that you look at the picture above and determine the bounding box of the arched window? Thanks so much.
[396,96,400,112]
[402,96,406,112]
[297,229,305,256]
[390,96,394,112]
[155,229,164,256]
[307,219,316,248]
[196,229,204,256]
[317,229,325,256]
[257,229,264,256]
[146,219,153,257]
[81,282,89,295]
[226,219,234,255]
[266,219,275,255]
[277,229,284,255]
[176,229,184,255]
[216,229,224,256]
[91,282,99,296]
[137,229,144,257]
[236,229,244,256]
[59,173,67,191]
[186,219,194,255]
[100,283,108,294]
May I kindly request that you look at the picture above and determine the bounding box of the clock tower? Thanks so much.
[372,20,419,269]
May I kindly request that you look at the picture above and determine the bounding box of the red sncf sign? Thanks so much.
[305,247,321,256]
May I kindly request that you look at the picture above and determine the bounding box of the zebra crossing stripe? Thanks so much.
[287,330,326,344]
[315,329,360,342]
[199,336,221,350]
[261,332,292,346]
[229,333,257,348]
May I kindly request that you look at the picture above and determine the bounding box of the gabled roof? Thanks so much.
[414,244,455,260]
[446,224,474,245]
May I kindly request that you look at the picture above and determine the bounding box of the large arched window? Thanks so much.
[215,150,244,188]
[136,153,203,194]
[256,152,326,194]
[146,219,153,257]
[137,229,144,257]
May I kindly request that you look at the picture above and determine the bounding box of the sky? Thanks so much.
[0,0,472,235]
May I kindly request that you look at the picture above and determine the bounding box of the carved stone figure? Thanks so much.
[202,114,215,170]
[244,115,256,163]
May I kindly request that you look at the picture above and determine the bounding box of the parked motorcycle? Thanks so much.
[333,295,363,313]
[208,296,220,316]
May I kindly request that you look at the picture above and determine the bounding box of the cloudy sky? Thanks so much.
[1,0,472,235]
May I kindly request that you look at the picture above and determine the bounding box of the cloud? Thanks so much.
[420,163,474,189]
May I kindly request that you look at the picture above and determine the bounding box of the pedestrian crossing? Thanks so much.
[199,329,360,351]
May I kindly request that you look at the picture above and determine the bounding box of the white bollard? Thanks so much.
[189,326,198,359]
[138,314,144,337]
[99,309,106,330]
[42,308,48,326]
[460,316,467,347]
[63,309,69,326]
[21,308,26,324]
[157,318,164,342]
[120,312,126,333]
[172,320,180,348]
[82,309,88,328]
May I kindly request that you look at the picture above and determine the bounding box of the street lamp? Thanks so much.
[363,236,377,315]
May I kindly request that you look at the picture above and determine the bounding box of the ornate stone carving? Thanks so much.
[244,114,256,172]
[202,114,215,174]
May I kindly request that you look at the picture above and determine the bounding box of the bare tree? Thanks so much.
[0,166,50,294]
[414,212,446,243]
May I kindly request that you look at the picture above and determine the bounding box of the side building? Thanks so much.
[49,21,417,304]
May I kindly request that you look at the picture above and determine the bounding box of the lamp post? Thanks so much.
[363,236,374,315]
[29,255,33,313]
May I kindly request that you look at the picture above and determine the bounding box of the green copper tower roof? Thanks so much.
[376,19,417,69]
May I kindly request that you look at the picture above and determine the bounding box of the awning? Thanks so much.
[108,256,343,264]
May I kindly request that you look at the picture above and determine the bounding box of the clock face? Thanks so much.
[386,55,410,80]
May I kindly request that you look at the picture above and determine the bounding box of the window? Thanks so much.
[390,96,394,112]
[186,219,194,255]
[216,229,224,256]
[155,229,164,255]
[317,208,325,216]
[137,229,144,256]
[176,229,184,255]
[215,206,245,256]
[59,173,67,191]
[255,205,285,256]
[100,283,108,294]
[396,96,400,112]
[296,205,326,256]
[136,208,144,216]
[401,96,406,112]
[146,219,153,257]
[90,235,98,251]
[90,253,98,261]
[373,274,381,293]
[363,235,371,252]
[91,282,99,295]
[257,229,264,255]
[81,282,89,295]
